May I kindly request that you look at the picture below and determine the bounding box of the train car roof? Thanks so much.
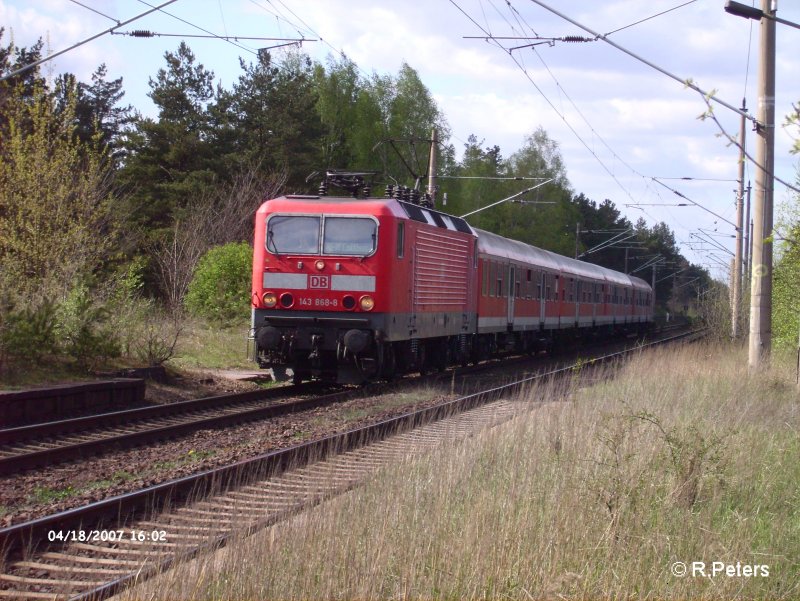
[475,227,649,290]
[475,227,562,272]
[628,274,652,290]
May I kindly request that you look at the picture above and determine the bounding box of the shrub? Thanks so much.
[0,298,60,366]
[58,283,121,370]
[185,242,252,322]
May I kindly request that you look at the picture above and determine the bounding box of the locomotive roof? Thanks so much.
[474,227,649,290]
[261,196,474,234]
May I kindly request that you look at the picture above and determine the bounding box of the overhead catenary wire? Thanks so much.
[526,0,752,123]
[66,0,120,25]
[489,0,707,251]
[437,175,550,180]
[493,0,697,229]
[456,0,733,279]
[246,0,373,80]
[134,0,257,56]
[110,30,311,44]
[450,0,640,208]
[651,178,737,228]
[603,0,698,37]
[0,0,180,83]
[456,0,705,269]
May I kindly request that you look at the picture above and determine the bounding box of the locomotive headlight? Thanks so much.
[263,292,277,308]
[315,260,325,271]
[359,295,375,311]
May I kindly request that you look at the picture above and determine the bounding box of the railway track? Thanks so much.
[0,328,704,600]
[0,323,686,478]
[0,382,345,476]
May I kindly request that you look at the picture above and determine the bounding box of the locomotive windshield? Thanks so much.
[323,217,377,256]
[266,214,377,256]
[267,215,320,254]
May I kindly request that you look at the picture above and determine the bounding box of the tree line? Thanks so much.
[6,29,767,375]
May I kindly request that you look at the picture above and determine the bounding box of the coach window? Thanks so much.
[489,262,495,297]
[323,217,377,256]
[482,261,488,296]
[496,265,503,298]
[267,215,320,254]
[396,222,404,258]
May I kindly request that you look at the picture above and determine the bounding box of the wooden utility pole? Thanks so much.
[748,0,776,369]
[732,101,746,339]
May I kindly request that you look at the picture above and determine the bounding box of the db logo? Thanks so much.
[309,275,330,289]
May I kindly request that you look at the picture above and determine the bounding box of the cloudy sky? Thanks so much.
[2,0,799,277]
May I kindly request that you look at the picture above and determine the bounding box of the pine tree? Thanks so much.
[117,42,218,233]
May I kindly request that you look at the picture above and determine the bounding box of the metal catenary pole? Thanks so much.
[732,101,747,338]
[748,0,776,369]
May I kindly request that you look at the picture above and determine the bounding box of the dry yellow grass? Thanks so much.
[122,342,799,600]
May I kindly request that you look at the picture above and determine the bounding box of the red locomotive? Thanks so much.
[250,175,653,384]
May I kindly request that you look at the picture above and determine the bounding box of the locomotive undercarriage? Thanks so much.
[254,327,476,384]
[254,313,651,385]
[253,309,481,384]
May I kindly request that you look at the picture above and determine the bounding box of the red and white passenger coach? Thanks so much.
[250,190,653,383]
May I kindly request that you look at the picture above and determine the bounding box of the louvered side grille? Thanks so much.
[413,230,470,307]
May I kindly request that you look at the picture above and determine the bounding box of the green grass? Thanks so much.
[13,458,218,517]
[168,317,253,370]
[153,449,217,471]
[29,485,78,503]
[1,316,254,389]
[123,342,800,600]
[83,470,137,491]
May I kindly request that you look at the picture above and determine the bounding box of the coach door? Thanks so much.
[539,271,546,324]
[507,265,515,327]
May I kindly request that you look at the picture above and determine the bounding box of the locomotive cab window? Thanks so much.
[323,217,377,256]
[267,215,320,254]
